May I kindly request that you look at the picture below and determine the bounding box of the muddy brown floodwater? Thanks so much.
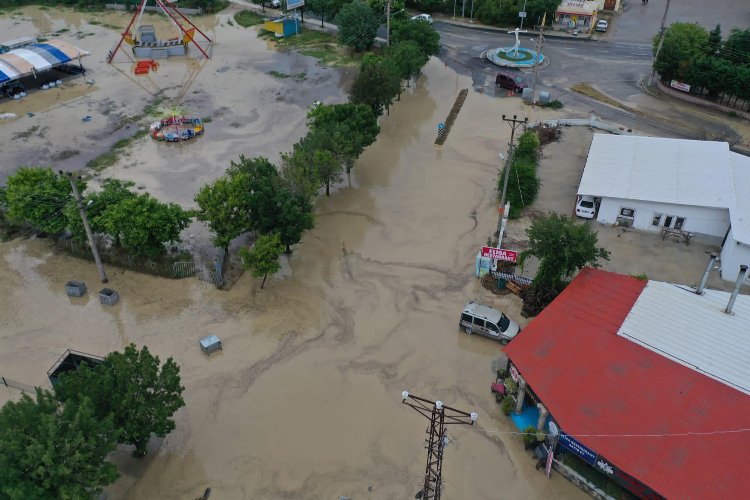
[1,6,585,500]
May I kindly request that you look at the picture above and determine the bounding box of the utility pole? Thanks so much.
[519,0,528,30]
[402,391,477,500]
[530,13,547,107]
[386,0,391,46]
[496,115,528,245]
[63,171,108,283]
[649,0,671,86]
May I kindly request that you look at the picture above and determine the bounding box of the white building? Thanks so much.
[578,134,750,282]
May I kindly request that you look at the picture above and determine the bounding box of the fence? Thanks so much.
[529,116,639,136]
[105,3,203,15]
[1,376,39,394]
[491,270,533,286]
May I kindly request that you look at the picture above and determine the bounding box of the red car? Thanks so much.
[496,71,528,93]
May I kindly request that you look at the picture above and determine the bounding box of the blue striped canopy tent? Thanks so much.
[0,39,89,85]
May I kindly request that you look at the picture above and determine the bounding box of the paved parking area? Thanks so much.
[604,0,750,44]
[509,125,739,292]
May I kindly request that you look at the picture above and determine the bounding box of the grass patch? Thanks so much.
[88,19,101,25]
[275,29,362,67]
[36,37,48,42]
[13,126,40,140]
[102,23,121,30]
[570,83,631,111]
[234,10,263,27]
[201,116,213,123]
[87,151,120,172]
[295,71,307,80]
[269,70,290,78]
[226,18,234,26]
[538,99,564,109]
[143,96,166,116]
[51,149,80,161]
[112,138,130,149]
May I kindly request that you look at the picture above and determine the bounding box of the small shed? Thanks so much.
[199,335,222,354]
[263,17,300,38]
[47,349,104,385]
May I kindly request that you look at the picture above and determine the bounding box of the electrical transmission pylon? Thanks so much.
[401,391,478,499]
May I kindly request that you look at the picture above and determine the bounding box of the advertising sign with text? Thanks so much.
[481,246,518,263]
[559,432,598,465]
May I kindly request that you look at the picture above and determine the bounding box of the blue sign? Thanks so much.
[559,432,598,465]
[286,0,305,9]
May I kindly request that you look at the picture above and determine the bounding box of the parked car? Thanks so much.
[411,14,433,24]
[270,0,281,8]
[575,195,597,219]
[495,71,527,93]
[595,20,609,32]
[459,301,520,345]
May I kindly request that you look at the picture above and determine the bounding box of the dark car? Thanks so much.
[495,72,527,93]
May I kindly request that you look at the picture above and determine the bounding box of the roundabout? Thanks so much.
[484,28,546,69]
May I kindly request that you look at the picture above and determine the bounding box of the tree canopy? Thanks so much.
[391,18,441,58]
[350,54,401,115]
[240,232,284,288]
[306,0,347,26]
[520,213,610,310]
[335,0,379,52]
[306,103,380,174]
[55,344,185,457]
[0,389,119,499]
[4,167,78,236]
[386,40,428,83]
[653,22,709,82]
[97,193,191,259]
[195,173,254,255]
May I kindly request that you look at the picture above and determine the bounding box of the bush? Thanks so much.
[522,425,539,446]
[500,395,515,416]
[500,157,540,219]
[504,377,518,394]
[534,123,563,146]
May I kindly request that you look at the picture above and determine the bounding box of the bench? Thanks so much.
[661,227,693,245]
[505,280,529,296]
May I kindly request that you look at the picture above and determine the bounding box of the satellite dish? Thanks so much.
[548,421,559,438]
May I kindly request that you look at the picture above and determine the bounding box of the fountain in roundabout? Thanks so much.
[484,28,545,68]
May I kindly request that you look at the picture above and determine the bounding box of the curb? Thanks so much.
[433,17,594,42]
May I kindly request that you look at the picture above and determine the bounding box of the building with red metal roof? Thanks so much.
[504,267,750,499]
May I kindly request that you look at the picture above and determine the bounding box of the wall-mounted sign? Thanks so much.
[286,0,305,9]
[559,432,598,465]
[481,246,518,263]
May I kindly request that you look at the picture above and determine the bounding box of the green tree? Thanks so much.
[350,54,402,115]
[4,167,78,236]
[386,40,428,86]
[391,18,440,58]
[306,103,380,174]
[514,130,540,160]
[227,155,284,234]
[653,22,709,82]
[722,28,750,65]
[311,148,343,196]
[0,389,119,499]
[335,0,379,51]
[97,193,191,259]
[240,232,284,288]
[56,344,185,457]
[275,189,314,253]
[520,213,610,308]
[306,0,346,26]
[64,179,138,243]
[706,24,722,55]
[280,147,321,202]
[500,158,539,219]
[195,174,253,263]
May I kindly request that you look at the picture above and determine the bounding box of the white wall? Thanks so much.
[720,228,750,282]
[597,197,730,239]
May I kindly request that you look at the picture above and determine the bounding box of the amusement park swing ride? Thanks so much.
[106,0,212,142]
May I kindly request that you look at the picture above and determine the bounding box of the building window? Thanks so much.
[652,213,662,226]
[675,217,685,230]
[620,207,635,218]
[664,215,673,228]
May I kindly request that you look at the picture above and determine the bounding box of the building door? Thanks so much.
[604,0,616,11]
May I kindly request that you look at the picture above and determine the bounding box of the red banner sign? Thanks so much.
[481,246,518,263]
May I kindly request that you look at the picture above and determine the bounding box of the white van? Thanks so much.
[459,301,520,345]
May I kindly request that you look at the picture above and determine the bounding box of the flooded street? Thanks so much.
[1,7,584,499]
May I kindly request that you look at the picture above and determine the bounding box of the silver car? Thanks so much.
[459,301,520,345]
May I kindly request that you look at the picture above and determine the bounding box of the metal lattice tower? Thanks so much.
[401,392,477,499]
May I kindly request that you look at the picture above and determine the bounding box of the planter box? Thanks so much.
[99,288,119,306]
[65,280,87,297]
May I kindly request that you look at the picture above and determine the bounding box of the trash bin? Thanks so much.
[497,278,507,290]
[99,288,119,306]
[65,280,87,297]
[199,335,222,355]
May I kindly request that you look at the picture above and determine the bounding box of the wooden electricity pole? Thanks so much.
[649,0,672,86]
[530,13,548,107]
[63,172,108,283]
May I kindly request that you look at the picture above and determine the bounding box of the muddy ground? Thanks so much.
[1,6,585,499]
